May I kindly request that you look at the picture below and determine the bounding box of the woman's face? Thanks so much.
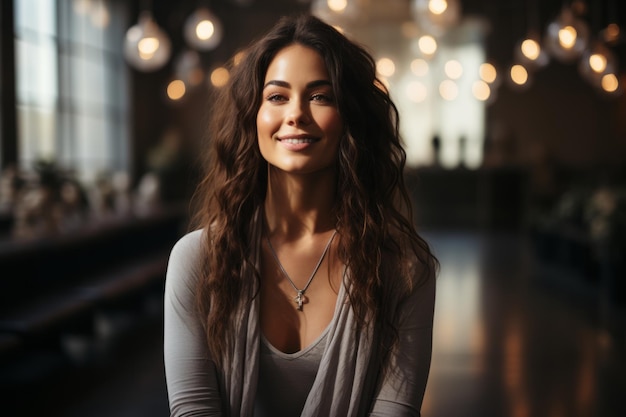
[257,44,343,176]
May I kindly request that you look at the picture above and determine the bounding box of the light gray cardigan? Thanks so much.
[164,221,435,417]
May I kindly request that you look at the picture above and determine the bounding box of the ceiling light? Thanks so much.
[412,0,461,36]
[184,6,223,51]
[124,11,171,72]
[544,6,589,62]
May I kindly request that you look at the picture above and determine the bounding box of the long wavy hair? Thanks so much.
[190,13,438,368]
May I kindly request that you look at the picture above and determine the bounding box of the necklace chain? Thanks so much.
[266,230,337,311]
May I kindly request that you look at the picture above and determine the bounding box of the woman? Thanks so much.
[164,13,438,417]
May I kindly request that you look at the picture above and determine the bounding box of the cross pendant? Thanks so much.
[295,291,304,311]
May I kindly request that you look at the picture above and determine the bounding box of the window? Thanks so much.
[337,19,488,169]
[14,0,129,183]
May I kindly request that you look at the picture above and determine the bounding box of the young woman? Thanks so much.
[164,13,438,417]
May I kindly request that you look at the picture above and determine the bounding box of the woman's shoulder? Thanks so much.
[167,229,207,290]
[381,230,437,300]
[171,228,205,255]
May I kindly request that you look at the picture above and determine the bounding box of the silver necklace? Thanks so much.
[266,230,337,311]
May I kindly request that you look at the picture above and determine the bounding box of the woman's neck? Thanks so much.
[264,167,337,238]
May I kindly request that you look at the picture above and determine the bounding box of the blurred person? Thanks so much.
[164,13,437,417]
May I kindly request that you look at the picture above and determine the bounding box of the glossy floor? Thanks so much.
[46,230,626,417]
[422,231,625,417]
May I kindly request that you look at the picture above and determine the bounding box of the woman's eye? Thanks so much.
[266,93,286,102]
[311,93,332,103]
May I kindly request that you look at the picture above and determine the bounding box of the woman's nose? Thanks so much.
[285,100,311,126]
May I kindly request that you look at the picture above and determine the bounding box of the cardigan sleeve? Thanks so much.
[164,230,223,417]
[368,266,436,417]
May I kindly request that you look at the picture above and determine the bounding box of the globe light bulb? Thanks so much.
[412,0,461,36]
[184,7,223,51]
[578,41,617,88]
[544,6,589,62]
[429,0,448,15]
[479,62,497,84]
[601,73,619,93]
[310,0,362,25]
[514,31,549,70]
[124,11,171,72]
[507,63,533,91]
[413,35,438,58]
[327,0,347,13]
[521,39,540,60]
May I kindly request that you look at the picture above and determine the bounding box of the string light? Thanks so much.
[544,6,590,62]
[417,35,438,57]
[167,79,186,101]
[124,10,171,72]
[507,64,532,91]
[184,5,223,51]
[376,57,396,77]
[210,67,230,88]
[515,32,549,70]
[444,60,463,80]
[412,0,461,36]
[579,41,617,89]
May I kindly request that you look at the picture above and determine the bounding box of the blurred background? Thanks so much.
[1,0,625,416]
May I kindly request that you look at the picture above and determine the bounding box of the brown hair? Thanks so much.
[190,13,438,367]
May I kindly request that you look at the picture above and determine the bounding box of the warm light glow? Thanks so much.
[479,63,497,83]
[601,73,618,92]
[589,53,607,73]
[429,0,448,15]
[167,79,186,100]
[444,59,463,79]
[196,20,215,40]
[439,79,458,100]
[376,58,396,77]
[558,25,577,49]
[604,23,620,43]
[184,7,222,51]
[472,80,490,101]
[138,37,159,60]
[510,64,528,85]
[233,51,245,66]
[418,35,438,55]
[407,81,428,103]
[328,0,347,13]
[411,59,429,77]
[210,67,230,87]
[332,25,345,34]
[124,11,171,72]
[521,39,540,60]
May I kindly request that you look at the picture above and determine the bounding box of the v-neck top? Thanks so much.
[254,326,330,417]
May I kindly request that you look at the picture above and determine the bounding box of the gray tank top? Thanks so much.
[253,327,329,417]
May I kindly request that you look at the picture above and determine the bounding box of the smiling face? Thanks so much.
[256,44,343,176]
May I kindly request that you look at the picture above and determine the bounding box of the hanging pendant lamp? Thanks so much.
[183,4,223,51]
[124,10,171,72]
[544,6,590,62]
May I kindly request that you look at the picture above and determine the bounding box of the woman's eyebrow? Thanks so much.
[263,79,332,89]
[263,80,290,89]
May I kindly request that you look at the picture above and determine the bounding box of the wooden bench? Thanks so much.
[0,204,187,391]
